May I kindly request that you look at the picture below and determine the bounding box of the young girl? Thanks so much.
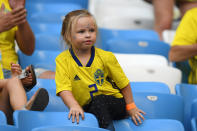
[55,9,145,129]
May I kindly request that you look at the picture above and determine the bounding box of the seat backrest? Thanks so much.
[26,3,82,23]
[27,79,68,112]
[176,84,197,131]
[133,93,184,123]
[32,125,108,131]
[114,53,168,67]
[191,99,197,131]
[13,111,99,131]
[0,125,18,131]
[113,118,184,131]
[130,82,170,94]
[99,28,159,50]
[29,23,62,34]
[0,111,7,125]
[18,50,61,70]
[124,65,182,94]
[105,38,170,59]
[35,34,65,51]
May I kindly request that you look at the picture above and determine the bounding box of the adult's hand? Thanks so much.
[0,4,26,32]
[9,0,25,9]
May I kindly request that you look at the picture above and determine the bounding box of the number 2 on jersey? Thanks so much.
[88,84,98,100]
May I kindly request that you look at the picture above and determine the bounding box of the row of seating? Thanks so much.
[0,110,185,131]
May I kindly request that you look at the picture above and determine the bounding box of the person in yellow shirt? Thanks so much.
[169,7,197,84]
[55,10,145,129]
[0,63,49,124]
[0,0,35,78]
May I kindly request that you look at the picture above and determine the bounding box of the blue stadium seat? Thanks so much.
[18,50,61,70]
[113,118,184,131]
[176,83,197,131]
[27,79,68,112]
[133,93,184,123]
[26,3,82,23]
[0,110,7,125]
[13,111,99,131]
[105,38,170,59]
[191,99,197,131]
[26,0,88,9]
[130,82,170,94]
[35,34,65,51]
[29,23,62,34]
[98,28,160,50]
[0,125,18,131]
[32,126,108,131]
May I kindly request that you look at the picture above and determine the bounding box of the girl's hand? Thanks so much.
[9,0,25,9]
[68,105,85,124]
[127,107,145,125]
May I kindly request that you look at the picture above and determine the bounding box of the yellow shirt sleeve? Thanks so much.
[172,8,197,46]
[106,52,130,89]
[55,53,72,95]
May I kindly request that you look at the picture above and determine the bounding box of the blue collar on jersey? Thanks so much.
[69,46,95,67]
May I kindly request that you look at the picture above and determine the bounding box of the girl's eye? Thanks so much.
[78,30,84,33]
[89,29,95,32]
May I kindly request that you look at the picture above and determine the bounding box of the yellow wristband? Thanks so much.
[126,102,136,111]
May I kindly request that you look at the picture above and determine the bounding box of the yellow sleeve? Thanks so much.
[172,9,197,46]
[106,52,130,89]
[55,54,72,95]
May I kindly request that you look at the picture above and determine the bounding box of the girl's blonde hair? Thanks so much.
[61,9,98,46]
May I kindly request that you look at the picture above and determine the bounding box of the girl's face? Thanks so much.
[71,16,97,51]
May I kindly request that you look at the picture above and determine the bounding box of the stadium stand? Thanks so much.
[32,126,109,131]
[13,111,99,131]
[133,93,184,123]
[191,99,197,131]
[130,82,170,94]
[113,118,184,131]
[114,53,168,67]
[176,84,197,131]
[26,79,68,112]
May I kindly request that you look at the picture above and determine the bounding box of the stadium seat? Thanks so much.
[29,23,62,34]
[26,0,88,9]
[18,50,61,70]
[113,118,184,131]
[35,34,65,51]
[0,110,7,125]
[114,53,168,67]
[0,125,18,131]
[105,39,170,59]
[26,3,82,23]
[32,126,108,131]
[123,65,181,94]
[133,93,184,123]
[191,99,197,131]
[13,111,99,131]
[26,79,68,112]
[130,82,170,94]
[98,28,159,50]
[89,0,154,29]
[176,84,197,131]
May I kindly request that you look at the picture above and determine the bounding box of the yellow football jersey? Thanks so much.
[55,47,130,106]
[172,7,197,84]
[0,0,18,70]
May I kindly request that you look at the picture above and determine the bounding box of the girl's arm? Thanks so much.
[59,90,84,123]
[121,84,145,125]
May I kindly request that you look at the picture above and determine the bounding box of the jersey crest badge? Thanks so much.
[94,69,104,86]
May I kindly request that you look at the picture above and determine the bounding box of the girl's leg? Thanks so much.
[83,95,127,129]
